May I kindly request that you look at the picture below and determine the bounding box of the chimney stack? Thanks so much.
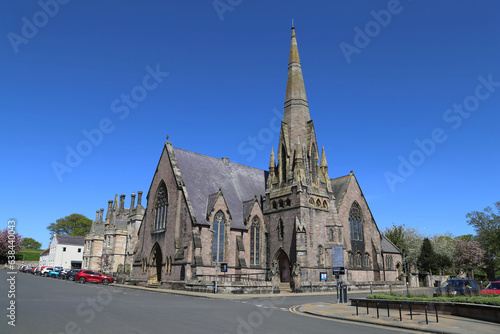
[106,200,113,220]
[99,208,104,222]
[137,191,143,207]
[130,192,136,211]
[95,210,99,222]
[119,194,125,213]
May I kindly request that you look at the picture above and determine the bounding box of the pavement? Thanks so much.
[112,283,500,333]
[299,302,500,334]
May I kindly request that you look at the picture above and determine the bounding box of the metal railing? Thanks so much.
[195,272,267,282]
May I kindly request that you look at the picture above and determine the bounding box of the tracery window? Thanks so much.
[212,211,225,263]
[385,255,393,270]
[154,182,168,230]
[364,253,370,267]
[250,217,261,266]
[349,202,363,241]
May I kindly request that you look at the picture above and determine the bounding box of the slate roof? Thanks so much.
[330,174,351,208]
[173,147,268,230]
[40,248,50,256]
[381,235,401,254]
[56,235,85,246]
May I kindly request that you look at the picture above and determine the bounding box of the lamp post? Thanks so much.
[209,229,219,294]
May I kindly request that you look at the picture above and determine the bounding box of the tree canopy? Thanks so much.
[0,228,23,256]
[21,237,42,250]
[417,238,437,273]
[467,201,500,280]
[47,213,92,238]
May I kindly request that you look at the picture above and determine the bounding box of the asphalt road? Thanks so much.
[1,270,415,334]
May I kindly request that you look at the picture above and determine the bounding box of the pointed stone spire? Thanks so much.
[269,147,276,169]
[283,26,310,153]
[320,146,328,168]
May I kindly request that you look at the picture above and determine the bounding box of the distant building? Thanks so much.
[129,28,403,292]
[83,192,144,281]
[47,234,85,269]
[39,248,50,266]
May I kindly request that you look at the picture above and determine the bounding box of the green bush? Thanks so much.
[367,293,500,306]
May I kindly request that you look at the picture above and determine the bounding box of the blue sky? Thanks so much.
[1,1,499,248]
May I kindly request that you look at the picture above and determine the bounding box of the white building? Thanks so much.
[47,234,85,269]
[39,248,50,266]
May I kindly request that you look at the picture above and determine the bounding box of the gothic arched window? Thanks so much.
[349,202,363,241]
[154,182,168,230]
[329,229,334,241]
[212,211,226,263]
[250,217,261,266]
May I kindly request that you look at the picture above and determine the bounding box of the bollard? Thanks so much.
[342,285,348,303]
[370,282,373,295]
[406,282,410,297]
[389,284,392,295]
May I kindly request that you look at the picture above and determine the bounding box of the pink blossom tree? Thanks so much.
[454,238,484,279]
[0,227,23,256]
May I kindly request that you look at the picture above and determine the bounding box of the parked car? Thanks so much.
[40,267,55,277]
[18,265,27,272]
[61,269,82,281]
[76,270,114,285]
[57,269,69,279]
[29,267,38,274]
[433,279,480,296]
[22,266,33,273]
[48,269,63,278]
[481,281,500,295]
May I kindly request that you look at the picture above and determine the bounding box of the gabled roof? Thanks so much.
[56,235,85,246]
[173,147,268,230]
[331,174,351,209]
[40,248,50,256]
[381,235,401,254]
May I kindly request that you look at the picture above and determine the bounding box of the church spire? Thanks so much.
[284,26,311,152]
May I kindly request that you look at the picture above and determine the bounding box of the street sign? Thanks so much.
[332,246,344,268]
[320,272,327,281]
[333,267,345,275]
[220,263,227,272]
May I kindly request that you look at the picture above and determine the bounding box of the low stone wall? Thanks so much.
[185,280,273,294]
[351,298,500,324]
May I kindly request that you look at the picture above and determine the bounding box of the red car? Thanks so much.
[481,281,500,295]
[75,270,114,285]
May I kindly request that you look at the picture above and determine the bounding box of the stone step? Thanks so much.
[279,282,292,292]
[147,282,161,289]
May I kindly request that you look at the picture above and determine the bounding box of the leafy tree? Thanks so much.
[383,224,423,273]
[47,213,92,238]
[430,234,456,274]
[0,228,23,256]
[21,237,42,250]
[466,202,500,280]
[417,238,437,273]
[454,238,483,279]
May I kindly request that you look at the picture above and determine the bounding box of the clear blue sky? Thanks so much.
[1,1,499,248]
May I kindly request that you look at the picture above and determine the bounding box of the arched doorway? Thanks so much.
[149,243,163,284]
[275,249,290,282]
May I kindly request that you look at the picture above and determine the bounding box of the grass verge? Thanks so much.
[367,293,500,306]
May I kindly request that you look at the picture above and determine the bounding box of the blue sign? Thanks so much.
[320,272,327,281]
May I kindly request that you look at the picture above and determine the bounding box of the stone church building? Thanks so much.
[83,192,144,281]
[130,28,402,292]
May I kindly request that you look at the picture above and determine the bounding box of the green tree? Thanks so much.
[466,202,500,280]
[417,238,437,273]
[47,213,92,238]
[21,237,42,249]
[383,224,423,274]
[430,234,456,274]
